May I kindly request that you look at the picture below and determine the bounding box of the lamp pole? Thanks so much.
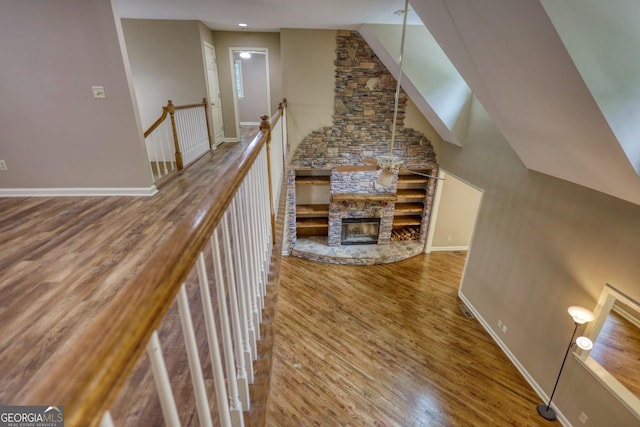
[537,322,580,421]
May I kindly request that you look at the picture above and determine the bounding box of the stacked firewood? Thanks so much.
[390,227,420,241]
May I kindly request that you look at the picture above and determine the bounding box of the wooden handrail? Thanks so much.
[25,131,270,427]
[143,107,169,138]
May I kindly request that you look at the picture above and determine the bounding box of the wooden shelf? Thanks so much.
[394,203,424,214]
[296,217,329,229]
[393,216,422,227]
[397,175,428,185]
[296,204,329,217]
[396,188,426,200]
[295,175,330,185]
[331,193,397,203]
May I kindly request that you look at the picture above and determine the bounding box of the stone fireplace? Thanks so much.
[286,30,439,256]
[341,218,380,245]
[326,166,397,246]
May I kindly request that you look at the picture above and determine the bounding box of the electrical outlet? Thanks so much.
[0,160,7,171]
[92,86,106,99]
[579,412,588,424]
[501,324,507,333]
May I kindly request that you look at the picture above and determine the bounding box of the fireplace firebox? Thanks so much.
[341,218,381,245]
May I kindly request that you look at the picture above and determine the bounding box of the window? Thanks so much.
[234,60,244,99]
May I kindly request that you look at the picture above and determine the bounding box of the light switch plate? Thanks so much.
[92,86,106,99]
[0,160,7,171]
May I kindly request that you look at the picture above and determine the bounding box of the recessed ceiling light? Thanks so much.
[238,23,248,27]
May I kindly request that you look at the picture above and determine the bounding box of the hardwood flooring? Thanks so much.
[590,309,640,399]
[0,141,263,406]
[266,253,549,426]
[1,132,551,426]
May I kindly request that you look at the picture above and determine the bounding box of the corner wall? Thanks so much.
[445,96,640,426]
[121,19,210,130]
[0,0,152,190]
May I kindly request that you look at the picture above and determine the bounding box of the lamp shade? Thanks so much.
[576,336,594,351]
[568,306,595,324]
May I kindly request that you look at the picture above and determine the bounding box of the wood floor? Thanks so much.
[266,253,549,426]
[590,309,640,399]
[0,132,551,426]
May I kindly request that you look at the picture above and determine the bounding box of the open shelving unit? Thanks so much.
[393,171,429,231]
[294,170,331,237]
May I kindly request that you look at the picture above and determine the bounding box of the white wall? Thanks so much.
[281,29,336,155]
[442,96,640,426]
[0,0,152,190]
[121,19,209,131]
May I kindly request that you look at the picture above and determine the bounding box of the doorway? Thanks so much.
[204,42,224,147]
[426,170,483,253]
[229,48,271,137]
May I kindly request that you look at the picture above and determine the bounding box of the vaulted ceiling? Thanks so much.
[117,0,640,205]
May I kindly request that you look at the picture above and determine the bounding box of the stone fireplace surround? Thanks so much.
[327,167,397,246]
[286,30,439,260]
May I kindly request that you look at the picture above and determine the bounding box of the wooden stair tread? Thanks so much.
[396,188,426,199]
[296,217,329,228]
[296,204,330,216]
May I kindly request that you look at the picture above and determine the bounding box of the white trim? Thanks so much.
[429,245,469,252]
[426,169,446,253]
[222,138,240,143]
[0,186,158,197]
[240,122,260,126]
[458,291,571,426]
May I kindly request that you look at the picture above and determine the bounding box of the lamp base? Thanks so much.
[536,404,557,421]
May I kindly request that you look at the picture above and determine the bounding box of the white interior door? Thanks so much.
[204,43,224,146]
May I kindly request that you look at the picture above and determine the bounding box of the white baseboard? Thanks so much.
[430,245,469,252]
[222,138,240,143]
[0,186,158,197]
[458,291,571,427]
[240,121,260,126]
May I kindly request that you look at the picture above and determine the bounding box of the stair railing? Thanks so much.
[26,102,288,427]
[144,98,213,185]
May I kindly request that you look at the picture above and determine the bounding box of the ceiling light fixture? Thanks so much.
[239,51,252,59]
[238,23,248,27]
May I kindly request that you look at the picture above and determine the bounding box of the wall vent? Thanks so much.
[459,304,474,319]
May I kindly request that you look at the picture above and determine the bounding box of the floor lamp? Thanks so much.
[537,306,595,422]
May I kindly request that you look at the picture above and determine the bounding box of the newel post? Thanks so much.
[167,100,184,170]
[260,115,276,244]
[202,98,214,150]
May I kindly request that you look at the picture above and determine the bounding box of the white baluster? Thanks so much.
[176,284,214,427]
[248,162,265,311]
[245,171,262,313]
[221,212,251,404]
[147,331,181,427]
[211,232,245,427]
[99,411,115,427]
[230,197,256,375]
[195,253,232,427]
[238,181,261,343]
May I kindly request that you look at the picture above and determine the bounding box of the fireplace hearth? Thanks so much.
[341,218,381,245]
